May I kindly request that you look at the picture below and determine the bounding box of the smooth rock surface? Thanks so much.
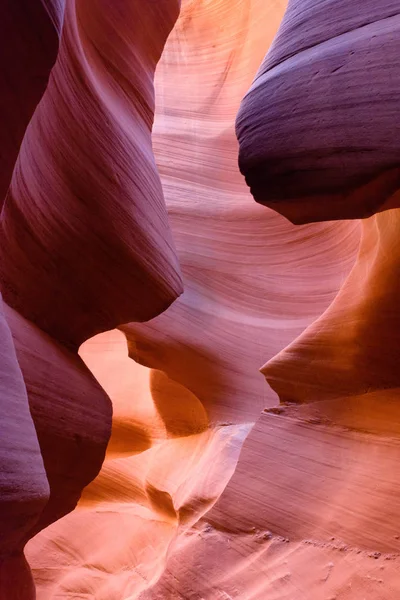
[237,0,400,223]
[0,298,49,557]
[0,0,64,205]
[263,209,400,403]
[26,2,365,598]
[3,1,400,599]
[0,295,49,599]
[0,0,184,596]
[5,304,112,541]
[0,0,183,347]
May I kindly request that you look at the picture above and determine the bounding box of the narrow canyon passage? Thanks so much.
[2,1,400,599]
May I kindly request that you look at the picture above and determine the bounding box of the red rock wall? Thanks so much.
[237,0,400,222]
[0,0,183,347]
[2,1,400,599]
[0,0,182,597]
[0,0,64,206]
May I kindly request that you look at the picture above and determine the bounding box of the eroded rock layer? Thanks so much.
[6,304,112,540]
[237,0,400,223]
[0,0,183,347]
[24,1,376,599]
[0,0,184,597]
[264,209,400,403]
[2,0,400,599]
[0,296,49,599]
[0,0,64,206]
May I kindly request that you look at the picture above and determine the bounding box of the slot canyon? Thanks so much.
[1,0,400,598]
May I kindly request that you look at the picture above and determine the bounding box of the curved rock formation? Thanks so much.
[0,0,65,206]
[3,0,400,599]
[0,0,183,597]
[264,209,400,402]
[0,0,183,348]
[0,303,112,599]
[236,0,400,223]
[6,304,112,539]
[25,1,364,598]
[0,296,49,599]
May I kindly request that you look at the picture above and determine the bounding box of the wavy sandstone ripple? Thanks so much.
[0,1,182,598]
[237,0,400,223]
[2,1,400,599]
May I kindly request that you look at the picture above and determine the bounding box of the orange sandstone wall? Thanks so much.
[2,1,400,599]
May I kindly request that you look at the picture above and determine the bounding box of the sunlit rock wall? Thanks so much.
[2,1,400,599]
[0,0,181,598]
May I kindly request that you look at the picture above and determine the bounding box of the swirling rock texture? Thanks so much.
[0,0,183,347]
[0,0,65,207]
[0,0,182,598]
[237,0,400,223]
[2,1,400,600]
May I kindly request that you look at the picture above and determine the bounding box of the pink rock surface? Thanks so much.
[0,0,183,596]
[3,0,400,599]
[0,0,183,347]
[0,0,64,205]
[5,304,112,540]
[0,296,49,559]
[0,300,111,599]
[264,210,400,403]
[237,0,400,223]
[24,1,374,598]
